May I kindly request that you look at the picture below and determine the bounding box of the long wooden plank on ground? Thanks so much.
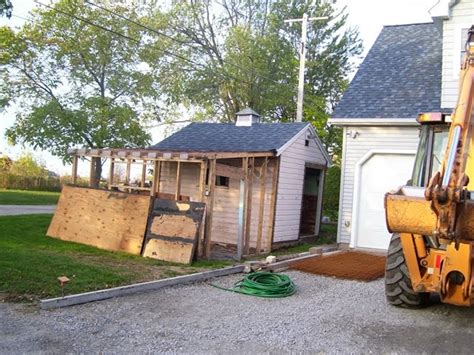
[47,185,151,255]
[142,199,206,264]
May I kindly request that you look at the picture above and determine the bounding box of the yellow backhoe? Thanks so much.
[384,25,474,307]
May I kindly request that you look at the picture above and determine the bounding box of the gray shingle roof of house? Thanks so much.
[150,122,309,153]
[332,23,443,119]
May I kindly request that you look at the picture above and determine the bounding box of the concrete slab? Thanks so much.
[0,205,56,216]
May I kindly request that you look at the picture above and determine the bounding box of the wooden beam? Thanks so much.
[125,159,131,185]
[89,158,95,187]
[243,157,254,255]
[237,157,249,260]
[204,159,216,259]
[141,160,147,187]
[108,158,115,189]
[266,158,280,252]
[175,161,182,200]
[151,160,161,197]
[256,157,268,254]
[71,155,78,185]
[199,160,208,202]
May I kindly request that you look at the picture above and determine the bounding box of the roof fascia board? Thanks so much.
[328,118,418,127]
[276,124,332,167]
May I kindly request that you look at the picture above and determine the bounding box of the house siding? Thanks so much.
[337,125,420,245]
[441,0,474,108]
[273,128,327,243]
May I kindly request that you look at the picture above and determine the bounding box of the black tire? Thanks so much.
[385,233,430,308]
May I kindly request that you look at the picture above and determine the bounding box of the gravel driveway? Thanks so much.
[2,270,474,354]
[0,205,56,216]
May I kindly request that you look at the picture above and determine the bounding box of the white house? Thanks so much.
[328,0,472,250]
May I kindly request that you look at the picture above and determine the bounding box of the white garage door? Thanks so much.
[353,153,415,250]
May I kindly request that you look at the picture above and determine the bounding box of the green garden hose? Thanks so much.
[211,272,296,298]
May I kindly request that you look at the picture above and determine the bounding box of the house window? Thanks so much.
[305,139,310,147]
[216,175,229,187]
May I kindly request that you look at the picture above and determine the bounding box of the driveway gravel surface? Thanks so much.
[1,270,474,354]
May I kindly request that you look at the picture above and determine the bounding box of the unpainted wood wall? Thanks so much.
[158,158,276,251]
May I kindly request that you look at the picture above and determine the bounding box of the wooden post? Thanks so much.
[243,157,254,255]
[266,158,280,252]
[89,158,95,187]
[199,160,208,201]
[204,159,216,259]
[151,160,161,197]
[237,157,249,260]
[256,157,268,254]
[108,158,115,189]
[71,155,78,185]
[175,161,182,200]
[141,160,147,187]
[125,159,131,185]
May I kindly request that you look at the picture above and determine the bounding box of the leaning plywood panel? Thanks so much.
[142,199,205,264]
[47,185,151,254]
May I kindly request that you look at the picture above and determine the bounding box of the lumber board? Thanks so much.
[143,199,205,264]
[47,185,151,255]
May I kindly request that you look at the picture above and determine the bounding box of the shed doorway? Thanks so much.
[299,167,323,236]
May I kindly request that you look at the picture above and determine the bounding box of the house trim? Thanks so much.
[328,118,418,126]
[349,149,417,249]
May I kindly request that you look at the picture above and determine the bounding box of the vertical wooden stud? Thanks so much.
[204,159,216,259]
[175,161,182,200]
[266,158,280,252]
[108,158,115,189]
[243,157,254,255]
[71,155,78,185]
[256,157,268,254]
[151,160,161,197]
[89,157,95,187]
[199,160,208,202]
[125,159,131,185]
[141,160,147,187]
[237,157,249,260]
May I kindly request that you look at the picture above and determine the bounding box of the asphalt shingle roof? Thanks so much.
[150,122,309,152]
[332,23,443,119]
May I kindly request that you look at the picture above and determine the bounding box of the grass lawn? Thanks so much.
[0,214,233,302]
[0,189,60,205]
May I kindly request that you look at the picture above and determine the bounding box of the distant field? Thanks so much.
[0,189,60,205]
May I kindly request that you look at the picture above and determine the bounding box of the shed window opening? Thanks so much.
[216,175,230,187]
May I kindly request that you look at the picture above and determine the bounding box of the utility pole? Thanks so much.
[284,14,328,122]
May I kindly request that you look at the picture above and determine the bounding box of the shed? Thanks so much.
[66,109,330,260]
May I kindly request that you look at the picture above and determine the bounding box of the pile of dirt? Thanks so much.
[291,251,386,282]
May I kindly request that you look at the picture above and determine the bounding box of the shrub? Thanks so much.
[322,165,341,222]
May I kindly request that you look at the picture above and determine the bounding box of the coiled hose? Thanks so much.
[211,271,296,298]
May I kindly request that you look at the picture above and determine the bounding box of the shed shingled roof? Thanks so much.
[150,122,309,153]
[332,23,443,119]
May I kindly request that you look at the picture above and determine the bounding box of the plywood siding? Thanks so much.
[337,126,420,245]
[441,0,474,108]
[273,128,327,243]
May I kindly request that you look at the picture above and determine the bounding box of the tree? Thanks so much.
[0,0,164,182]
[0,0,12,19]
[147,0,362,161]
[9,153,47,177]
[0,154,12,172]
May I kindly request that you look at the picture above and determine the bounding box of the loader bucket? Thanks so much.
[385,186,474,240]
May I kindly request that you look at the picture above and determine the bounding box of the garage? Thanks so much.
[351,151,415,249]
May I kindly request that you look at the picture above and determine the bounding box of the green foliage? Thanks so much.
[0,155,12,172]
[0,189,60,205]
[322,165,341,221]
[146,0,362,159]
[0,174,61,192]
[0,0,12,19]
[1,0,157,161]
[8,153,47,177]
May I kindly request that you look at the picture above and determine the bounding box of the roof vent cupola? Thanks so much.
[235,108,261,126]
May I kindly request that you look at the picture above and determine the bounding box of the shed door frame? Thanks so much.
[299,163,326,237]
[350,149,416,249]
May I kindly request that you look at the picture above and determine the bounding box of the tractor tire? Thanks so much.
[385,233,429,308]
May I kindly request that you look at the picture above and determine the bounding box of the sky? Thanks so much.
[0,0,436,176]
